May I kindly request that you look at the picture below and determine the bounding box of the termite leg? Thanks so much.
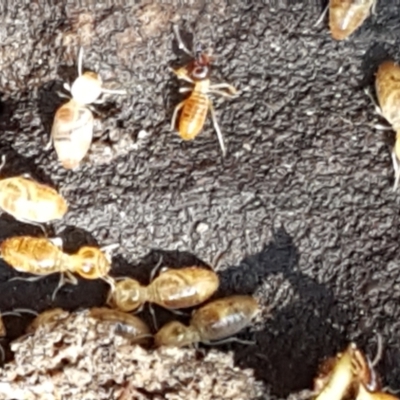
[371,0,378,16]
[209,83,237,96]
[391,150,400,191]
[101,88,127,96]
[149,254,164,282]
[364,87,384,117]
[202,337,256,346]
[209,89,237,98]
[171,101,185,131]
[209,100,227,157]
[0,155,6,171]
[77,47,84,77]
[149,304,158,331]
[8,275,45,283]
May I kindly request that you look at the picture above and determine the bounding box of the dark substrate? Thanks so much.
[0,1,399,399]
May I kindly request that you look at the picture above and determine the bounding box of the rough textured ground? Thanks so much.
[0,0,399,399]
[0,308,265,399]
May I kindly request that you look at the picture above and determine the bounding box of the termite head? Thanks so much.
[174,53,211,83]
[108,278,144,312]
[70,71,103,105]
[73,246,111,279]
[172,26,212,82]
[154,320,196,347]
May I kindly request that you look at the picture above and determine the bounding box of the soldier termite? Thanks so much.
[373,60,400,190]
[170,26,238,157]
[0,236,118,300]
[107,263,219,329]
[0,155,67,226]
[313,337,398,400]
[154,295,259,348]
[50,47,126,169]
[89,307,151,344]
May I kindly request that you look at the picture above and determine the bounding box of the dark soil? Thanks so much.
[0,1,400,398]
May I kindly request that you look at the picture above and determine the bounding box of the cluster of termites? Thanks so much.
[0,1,398,396]
[1,257,259,349]
[325,0,400,190]
[0,25,257,358]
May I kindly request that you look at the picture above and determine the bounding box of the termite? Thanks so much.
[329,0,376,40]
[0,155,67,226]
[170,26,237,157]
[89,307,151,344]
[154,295,259,347]
[314,337,391,400]
[25,308,69,334]
[50,47,126,169]
[108,265,219,313]
[1,236,118,299]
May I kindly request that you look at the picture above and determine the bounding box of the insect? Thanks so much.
[1,236,118,299]
[314,339,398,400]
[50,47,126,169]
[154,295,259,348]
[374,60,400,190]
[89,307,151,344]
[0,155,68,225]
[170,26,237,157]
[25,308,69,334]
[329,0,376,41]
[108,265,219,314]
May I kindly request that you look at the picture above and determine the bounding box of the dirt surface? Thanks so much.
[0,0,400,399]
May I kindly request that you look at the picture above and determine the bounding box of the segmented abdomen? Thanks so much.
[0,178,67,223]
[179,92,209,140]
[0,237,69,275]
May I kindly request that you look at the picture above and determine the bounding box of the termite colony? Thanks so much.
[0,0,398,397]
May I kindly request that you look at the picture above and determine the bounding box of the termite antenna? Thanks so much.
[149,254,164,282]
[371,331,383,367]
[0,155,6,172]
[173,25,193,57]
[0,344,4,364]
[314,3,329,27]
[77,46,84,77]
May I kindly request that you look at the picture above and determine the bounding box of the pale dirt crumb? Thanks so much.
[0,308,266,400]
[196,222,209,234]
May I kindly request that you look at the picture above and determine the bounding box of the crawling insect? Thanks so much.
[1,236,71,277]
[154,295,259,347]
[314,343,373,400]
[108,265,219,314]
[25,308,69,334]
[89,307,151,344]
[0,155,67,225]
[374,60,400,190]
[170,26,237,157]
[1,236,117,298]
[313,338,398,400]
[50,47,126,169]
[329,0,376,40]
